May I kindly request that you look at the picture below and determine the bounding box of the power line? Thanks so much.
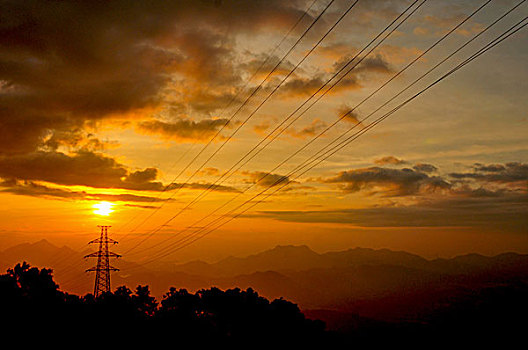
[125,0,427,256]
[116,0,322,241]
[128,9,528,267]
[58,3,525,289]
[128,0,497,258]
[185,15,528,253]
[121,0,360,254]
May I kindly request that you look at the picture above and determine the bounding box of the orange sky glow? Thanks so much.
[0,0,527,270]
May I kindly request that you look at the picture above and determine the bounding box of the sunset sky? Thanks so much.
[0,0,527,263]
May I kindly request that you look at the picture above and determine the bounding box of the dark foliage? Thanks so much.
[2,262,526,346]
[0,263,327,346]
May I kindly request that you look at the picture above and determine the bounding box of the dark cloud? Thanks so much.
[42,129,117,152]
[1,181,83,200]
[276,73,360,99]
[166,182,240,194]
[125,168,159,185]
[136,118,230,142]
[374,156,407,165]
[359,54,393,74]
[253,192,528,230]
[0,150,240,193]
[321,161,525,198]
[250,160,527,231]
[323,166,451,196]
[0,180,165,203]
[41,129,84,151]
[0,0,309,154]
[93,193,166,203]
[332,53,392,76]
[451,185,508,198]
[196,167,221,177]
[472,163,507,172]
[239,53,297,79]
[252,186,527,230]
[123,204,160,209]
[244,171,293,188]
[275,52,392,99]
[0,150,135,189]
[336,106,362,125]
[449,162,528,185]
[277,75,346,98]
[286,119,327,139]
[413,163,437,173]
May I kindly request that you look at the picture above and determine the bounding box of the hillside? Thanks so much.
[2,240,527,329]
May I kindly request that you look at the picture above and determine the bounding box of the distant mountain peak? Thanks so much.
[252,244,319,259]
[2,239,57,254]
[269,244,315,253]
[33,239,56,248]
[273,244,311,249]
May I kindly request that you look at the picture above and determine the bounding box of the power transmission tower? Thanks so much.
[85,225,121,297]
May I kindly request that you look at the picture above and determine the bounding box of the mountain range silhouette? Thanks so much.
[2,240,527,335]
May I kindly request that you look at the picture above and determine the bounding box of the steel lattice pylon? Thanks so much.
[85,225,121,297]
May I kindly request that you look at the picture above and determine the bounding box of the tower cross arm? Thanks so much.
[84,251,122,259]
[86,266,120,273]
[88,238,119,244]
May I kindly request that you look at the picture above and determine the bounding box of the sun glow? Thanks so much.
[93,201,114,216]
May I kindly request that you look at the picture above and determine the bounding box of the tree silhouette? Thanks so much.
[0,263,329,345]
[3,261,526,346]
[0,262,73,329]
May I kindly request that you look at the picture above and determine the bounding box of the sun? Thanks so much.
[93,201,115,216]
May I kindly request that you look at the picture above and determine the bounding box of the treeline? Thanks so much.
[0,263,328,345]
[3,262,526,346]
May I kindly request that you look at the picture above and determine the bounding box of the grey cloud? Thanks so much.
[332,53,392,75]
[239,53,297,78]
[472,163,507,172]
[336,106,362,126]
[0,0,309,154]
[166,182,240,193]
[244,171,293,188]
[413,163,437,173]
[251,160,527,231]
[374,156,407,165]
[137,118,230,142]
[286,119,327,139]
[323,166,451,196]
[0,150,133,189]
[125,168,159,185]
[276,52,392,99]
[0,150,241,193]
[277,75,350,98]
[253,191,528,230]
[0,180,165,203]
[449,162,528,184]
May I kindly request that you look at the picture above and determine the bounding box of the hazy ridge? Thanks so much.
[2,240,527,329]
